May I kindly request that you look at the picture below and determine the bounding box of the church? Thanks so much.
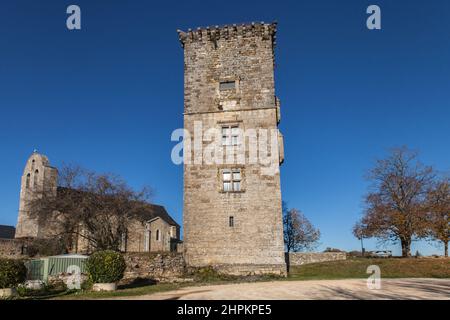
[15,152,181,254]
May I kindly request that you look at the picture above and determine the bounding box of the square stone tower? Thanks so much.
[178,22,286,275]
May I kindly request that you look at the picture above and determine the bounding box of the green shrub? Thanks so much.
[0,259,27,289]
[86,250,126,283]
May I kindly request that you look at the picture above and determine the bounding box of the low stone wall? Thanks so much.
[176,242,184,254]
[192,264,287,277]
[123,252,185,281]
[287,252,347,267]
[0,239,26,258]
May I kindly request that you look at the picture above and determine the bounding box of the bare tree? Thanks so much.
[283,203,320,252]
[355,147,434,257]
[426,178,450,257]
[29,165,152,252]
[352,221,367,256]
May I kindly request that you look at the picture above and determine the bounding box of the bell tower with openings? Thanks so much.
[15,152,58,239]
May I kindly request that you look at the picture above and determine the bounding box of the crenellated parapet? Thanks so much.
[177,21,277,48]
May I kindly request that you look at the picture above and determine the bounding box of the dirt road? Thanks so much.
[118,278,450,300]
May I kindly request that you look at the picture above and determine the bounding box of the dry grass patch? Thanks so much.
[288,257,450,280]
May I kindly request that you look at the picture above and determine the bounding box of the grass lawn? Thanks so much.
[288,257,450,280]
[19,257,448,300]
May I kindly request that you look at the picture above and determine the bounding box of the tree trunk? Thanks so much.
[445,241,448,258]
[400,238,411,257]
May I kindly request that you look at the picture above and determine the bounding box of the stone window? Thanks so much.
[222,125,239,146]
[223,169,241,192]
[229,216,234,227]
[156,229,160,241]
[26,173,31,189]
[33,170,39,188]
[219,80,235,91]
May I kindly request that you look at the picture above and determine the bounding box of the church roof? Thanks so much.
[139,204,180,227]
[0,225,15,239]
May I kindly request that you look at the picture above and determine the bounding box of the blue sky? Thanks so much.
[0,0,449,255]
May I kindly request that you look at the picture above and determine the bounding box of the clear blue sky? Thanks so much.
[1,0,449,255]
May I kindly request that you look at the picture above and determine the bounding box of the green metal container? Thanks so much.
[26,254,88,282]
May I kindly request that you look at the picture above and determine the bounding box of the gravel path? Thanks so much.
[117,278,450,300]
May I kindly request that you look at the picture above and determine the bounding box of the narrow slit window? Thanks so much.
[219,81,236,91]
[229,216,234,227]
[33,170,39,188]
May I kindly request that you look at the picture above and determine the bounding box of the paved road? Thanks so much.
[122,278,450,300]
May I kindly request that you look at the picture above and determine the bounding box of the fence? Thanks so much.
[25,255,88,282]
[25,259,44,281]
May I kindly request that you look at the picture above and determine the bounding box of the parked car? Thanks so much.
[370,250,393,258]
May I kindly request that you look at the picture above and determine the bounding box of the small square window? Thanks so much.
[220,81,236,91]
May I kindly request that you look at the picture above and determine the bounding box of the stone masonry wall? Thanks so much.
[123,252,185,281]
[287,252,347,266]
[0,239,26,258]
[183,109,285,267]
[181,23,286,275]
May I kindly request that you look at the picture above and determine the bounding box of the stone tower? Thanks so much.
[178,22,286,275]
[15,152,58,239]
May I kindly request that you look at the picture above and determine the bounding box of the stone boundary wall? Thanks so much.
[196,264,287,277]
[287,252,347,266]
[123,252,185,281]
[0,239,26,258]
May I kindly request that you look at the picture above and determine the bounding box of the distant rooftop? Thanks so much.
[0,225,15,239]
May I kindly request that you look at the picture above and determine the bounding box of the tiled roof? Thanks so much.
[0,225,15,239]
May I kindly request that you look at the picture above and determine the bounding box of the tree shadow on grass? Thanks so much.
[118,277,158,290]
[317,279,450,300]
